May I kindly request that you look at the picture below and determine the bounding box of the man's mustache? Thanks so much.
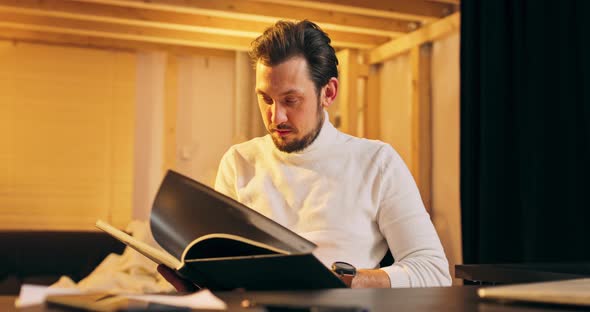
[269,124,296,131]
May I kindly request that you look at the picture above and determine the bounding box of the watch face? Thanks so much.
[332,261,356,275]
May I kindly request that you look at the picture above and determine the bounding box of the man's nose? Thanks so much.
[270,103,288,125]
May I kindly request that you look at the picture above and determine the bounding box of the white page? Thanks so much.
[127,289,226,310]
[16,284,227,310]
[15,284,82,308]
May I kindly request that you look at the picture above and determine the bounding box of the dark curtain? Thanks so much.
[461,0,590,264]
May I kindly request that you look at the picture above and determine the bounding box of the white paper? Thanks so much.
[128,289,227,310]
[16,284,227,310]
[15,284,82,308]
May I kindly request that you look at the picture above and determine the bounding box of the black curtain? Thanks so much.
[461,0,590,264]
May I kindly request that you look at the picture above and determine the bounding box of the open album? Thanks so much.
[96,170,345,291]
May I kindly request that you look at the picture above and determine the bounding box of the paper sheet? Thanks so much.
[15,284,226,310]
[15,284,82,308]
[128,289,227,310]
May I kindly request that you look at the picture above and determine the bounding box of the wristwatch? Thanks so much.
[331,261,356,287]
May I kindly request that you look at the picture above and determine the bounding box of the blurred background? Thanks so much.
[0,1,461,272]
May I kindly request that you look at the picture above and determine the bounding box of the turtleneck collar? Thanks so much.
[266,110,339,158]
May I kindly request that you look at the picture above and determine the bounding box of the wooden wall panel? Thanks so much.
[431,32,461,284]
[364,64,381,139]
[378,52,412,165]
[163,55,178,173]
[0,41,135,230]
[334,49,360,136]
[175,55,236,187]
[377,32,461,285]
[410,44,433,213]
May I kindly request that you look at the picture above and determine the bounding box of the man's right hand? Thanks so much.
[157,264,198,292]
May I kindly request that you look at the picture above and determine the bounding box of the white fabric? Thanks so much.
[51,221,175,294]
[215,111,452,288]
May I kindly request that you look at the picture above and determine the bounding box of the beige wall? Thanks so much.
[0,41,136,230]
[174,54,236,187]
[0,41,258,229]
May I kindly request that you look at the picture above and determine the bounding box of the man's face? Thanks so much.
[255,56,324,153]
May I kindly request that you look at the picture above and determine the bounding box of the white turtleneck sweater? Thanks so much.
[214,111,451,287]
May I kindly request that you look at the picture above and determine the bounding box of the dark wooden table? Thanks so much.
[2,286,587,312]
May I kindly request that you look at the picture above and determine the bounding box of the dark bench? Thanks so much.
[0,231,125,295]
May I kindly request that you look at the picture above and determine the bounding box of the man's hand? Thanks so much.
[157,264,198,292]
[350,269,391,288]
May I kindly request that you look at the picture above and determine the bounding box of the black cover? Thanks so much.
[150,170,345,290]
[150,170,316,260]
[180,254,345,291]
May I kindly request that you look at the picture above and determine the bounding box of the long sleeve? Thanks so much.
[376,145,452,287]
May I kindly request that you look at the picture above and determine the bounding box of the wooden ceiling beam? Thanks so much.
[73,0,410,37]
[0,27,235,57]
[251,0,454,23]
[0,11,254,51]
[428,0,460,4]
[0,0,262,37]
[0,13,380,53]
[0,0,389,50]
[368,12,460,64]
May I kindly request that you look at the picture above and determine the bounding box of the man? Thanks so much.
[159,20,451,289]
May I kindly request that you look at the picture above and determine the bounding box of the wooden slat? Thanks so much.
[428,0,460,4]
[358,64,370,78]
[163,55,178,173]
[0,0,260,37]
[364,64,381,139]
[74,0,410,37]
[369,12,460,64]
[335,49,360,136]
[410,44,433,214]
[0,28,235,57]
[0,11,254,51]
[0,22,248,50]
[0,0,389,50]
[253,0,454,22]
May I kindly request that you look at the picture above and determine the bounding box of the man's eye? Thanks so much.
[284,98,298,105]
[262,97,273,104]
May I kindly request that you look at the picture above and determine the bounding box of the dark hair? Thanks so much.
[249,20,339,94]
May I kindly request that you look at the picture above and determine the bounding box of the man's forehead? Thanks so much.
[255,57,311,93]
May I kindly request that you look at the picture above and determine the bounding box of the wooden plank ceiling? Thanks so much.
[0,0,459,55]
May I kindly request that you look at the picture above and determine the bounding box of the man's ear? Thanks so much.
[321,77,338,109]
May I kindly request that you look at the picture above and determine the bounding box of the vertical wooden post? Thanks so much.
[163,54,178,173]
[335,48,359,136]
[410,44,433,214]
[364,63,381,139]
[235,51,256,143]
[133,51,166,221]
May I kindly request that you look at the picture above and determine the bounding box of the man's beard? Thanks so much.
[269,102,324,153]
